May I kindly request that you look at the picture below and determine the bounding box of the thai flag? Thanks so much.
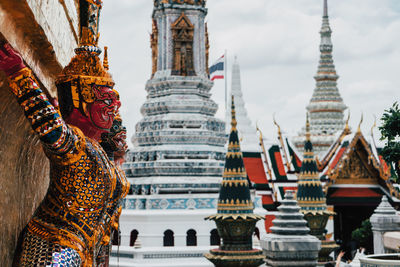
[209,55,225,81]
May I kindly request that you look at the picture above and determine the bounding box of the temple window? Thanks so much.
[186,125,201,129]
[130,230,139,246]
[210,229,220,246]
[112,229,121,245]
[163,229,174,246]
[186,229,197,246]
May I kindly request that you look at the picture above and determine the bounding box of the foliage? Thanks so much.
[351,219,372,248]
[379,102,400,181]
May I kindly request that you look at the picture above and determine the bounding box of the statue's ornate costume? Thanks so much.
[0,0,129,266]
[97,115,129,266]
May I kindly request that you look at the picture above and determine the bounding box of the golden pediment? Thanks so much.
[330,135,382,184]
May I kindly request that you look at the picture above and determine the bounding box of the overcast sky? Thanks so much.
[99,0,400,147]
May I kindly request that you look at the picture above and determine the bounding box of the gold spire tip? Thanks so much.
[305,112,311,141]
[273,113,281,134]
[103,46,109,71]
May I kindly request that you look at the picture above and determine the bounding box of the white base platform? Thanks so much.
[109,246,214,267]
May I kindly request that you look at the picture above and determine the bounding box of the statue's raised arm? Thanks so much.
[0,43,79,155]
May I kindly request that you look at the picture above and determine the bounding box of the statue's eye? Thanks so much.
[113,125,118,130]
[103,99,112,105]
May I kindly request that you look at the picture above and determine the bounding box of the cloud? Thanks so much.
[99,0,400,146]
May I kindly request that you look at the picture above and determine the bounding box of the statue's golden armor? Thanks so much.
[8,70,129,266]
[0,1,130,265]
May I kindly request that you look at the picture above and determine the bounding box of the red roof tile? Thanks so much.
[243,157,268,184]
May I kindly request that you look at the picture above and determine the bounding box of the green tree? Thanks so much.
[379,102,400,181]
[351,219,372,249]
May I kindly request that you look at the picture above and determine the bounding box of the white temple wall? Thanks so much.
[120,210,219,247]
[119,209,267,248]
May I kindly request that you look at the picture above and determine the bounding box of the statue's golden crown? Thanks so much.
[56,0,114,111]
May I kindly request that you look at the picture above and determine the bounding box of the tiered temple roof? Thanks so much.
[208,96,262,220]
[261,191,320,266]
[261,117,399,207]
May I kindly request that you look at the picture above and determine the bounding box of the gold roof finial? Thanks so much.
[371,114,377,137]
[231,95,237,129]
[344,111,351,133]
[256,124,273,181]
[103,46,109,71]
[357,113,363,133]
[273,113,281,136]
[256,121,262,140]
[273,113,291,170]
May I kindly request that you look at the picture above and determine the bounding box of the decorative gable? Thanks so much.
[331,133,383,185]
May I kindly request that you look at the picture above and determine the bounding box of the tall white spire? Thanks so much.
[323,0,328,17]
[293,0,347,157]
[226,57,260,152]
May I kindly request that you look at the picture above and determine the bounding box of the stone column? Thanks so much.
[370,196,400,254]
[261,191,321,267]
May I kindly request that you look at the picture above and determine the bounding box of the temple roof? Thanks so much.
[256,117,399,208]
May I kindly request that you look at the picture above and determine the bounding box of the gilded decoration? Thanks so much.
[330,133,385,185]
[171,12,195,76]
[56,0,115,117]
[151,19,158,76]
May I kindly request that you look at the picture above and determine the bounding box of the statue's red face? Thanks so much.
[88,85,120,130]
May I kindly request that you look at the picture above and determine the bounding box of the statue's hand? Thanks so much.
[0,43,26,77]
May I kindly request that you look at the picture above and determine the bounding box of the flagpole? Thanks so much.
[224,49,228,114]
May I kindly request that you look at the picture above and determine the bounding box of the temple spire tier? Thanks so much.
[293,0,347,157]
[296,115,338,262]
[205,96,264,267]
[261,191,321,266]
